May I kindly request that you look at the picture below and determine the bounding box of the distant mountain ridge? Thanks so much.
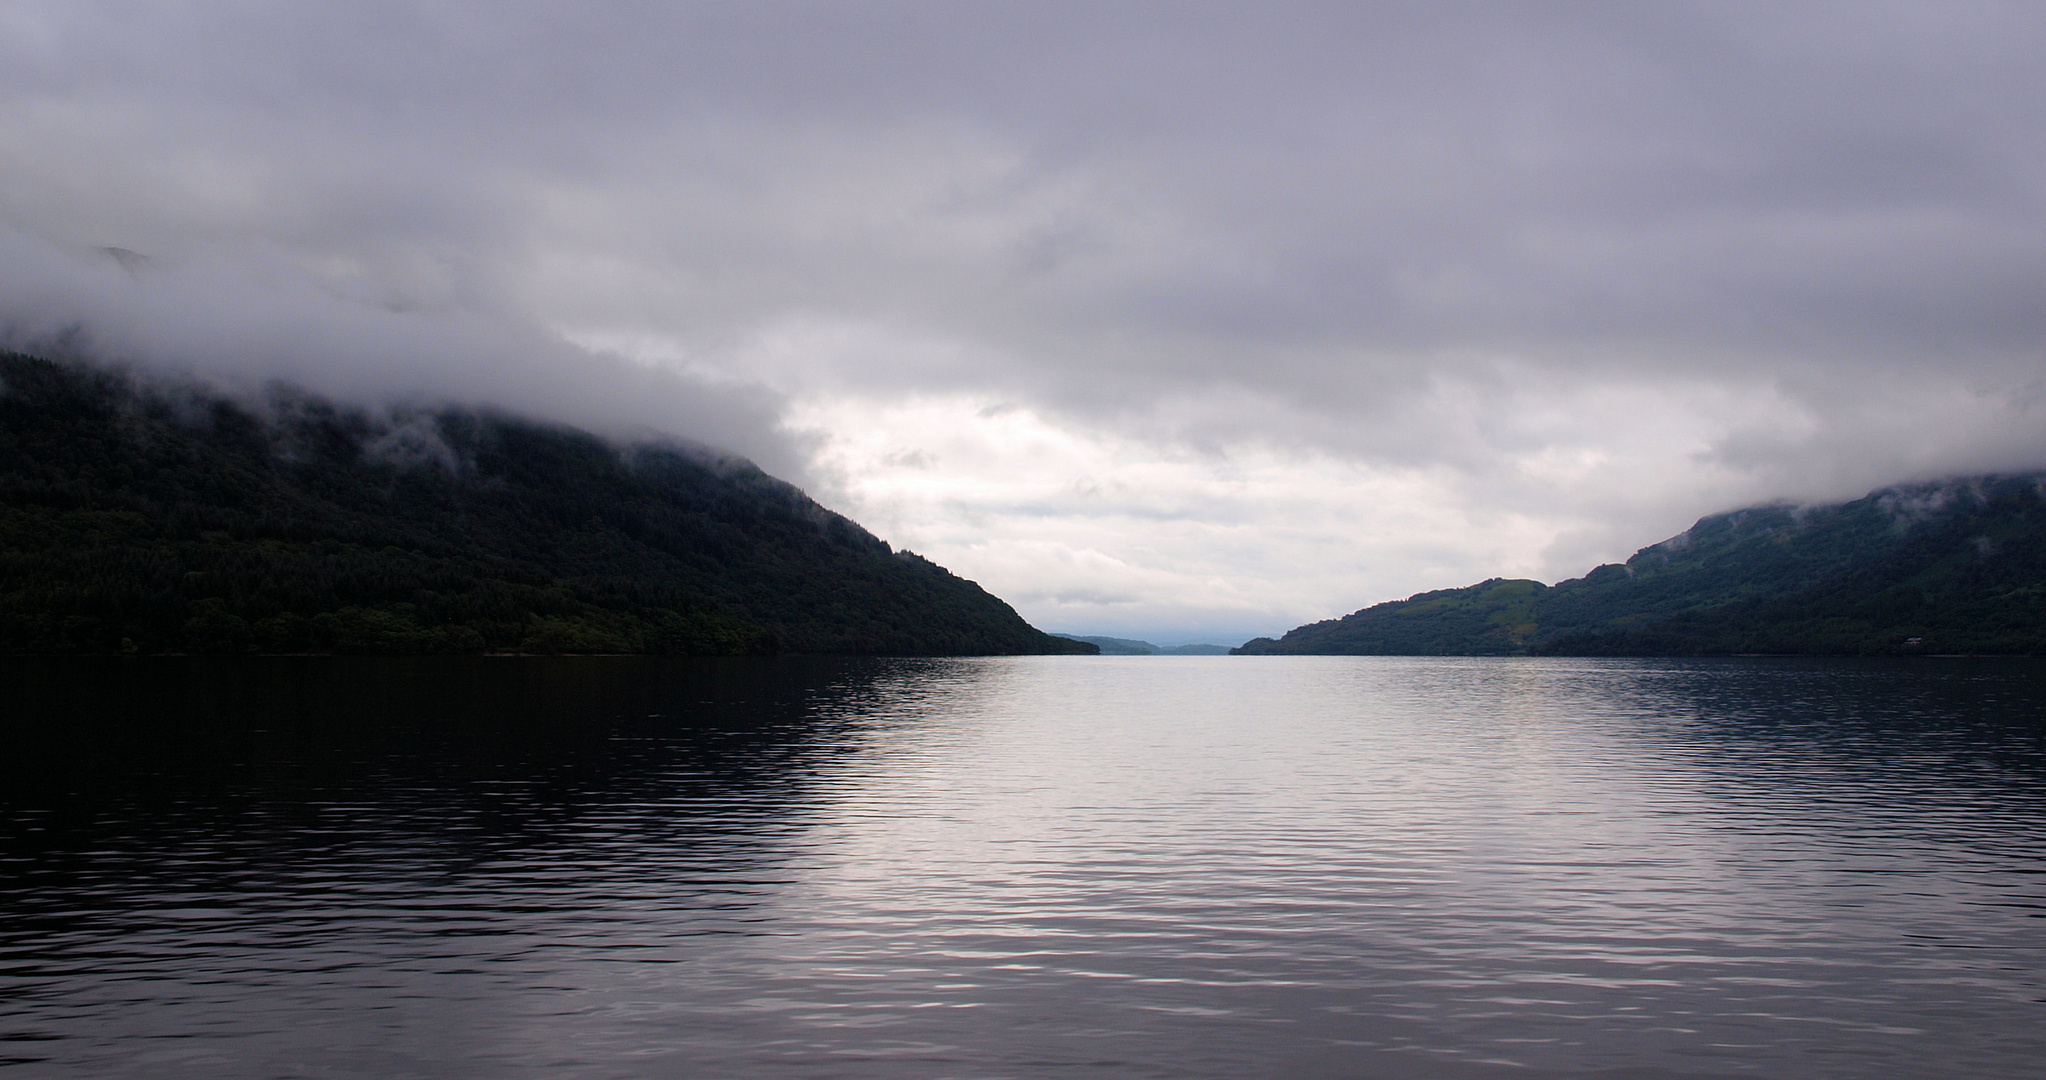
[1236,475,2046,656]
[1053,635,1232,656]
[0,352,1095,656]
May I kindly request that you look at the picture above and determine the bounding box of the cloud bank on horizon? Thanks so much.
[3,1,2043,643]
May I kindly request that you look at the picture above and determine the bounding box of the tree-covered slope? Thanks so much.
[0,352,1094,656]
[1235,476,2046,656]
[1232,578,1545,656]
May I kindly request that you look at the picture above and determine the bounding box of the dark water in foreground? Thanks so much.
[3,656,2044,1079]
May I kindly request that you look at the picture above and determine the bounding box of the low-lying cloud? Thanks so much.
[0,228,800,477]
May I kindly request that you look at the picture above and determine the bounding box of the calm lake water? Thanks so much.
[3,655,2044,1079]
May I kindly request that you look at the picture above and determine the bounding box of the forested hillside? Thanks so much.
[0,352,1093,656]
[1236,476,2046,656]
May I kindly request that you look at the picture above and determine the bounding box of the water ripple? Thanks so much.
[2,655,2044,1077]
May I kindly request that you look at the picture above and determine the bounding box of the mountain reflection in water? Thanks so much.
[3,655,2044,1079]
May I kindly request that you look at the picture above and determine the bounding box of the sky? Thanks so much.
[3,1,2044,645]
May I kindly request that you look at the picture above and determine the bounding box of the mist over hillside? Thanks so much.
[0,233,808,482]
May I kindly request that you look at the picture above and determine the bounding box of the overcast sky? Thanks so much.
[4,1,2044,644]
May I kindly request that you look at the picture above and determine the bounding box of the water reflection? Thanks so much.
[2,656,2043,1078]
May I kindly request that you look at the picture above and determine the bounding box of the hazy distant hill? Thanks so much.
[1057,634,1158,655]
[0,352,1094,656]
[1055,635,1232,656]
[1236,476,2046,656]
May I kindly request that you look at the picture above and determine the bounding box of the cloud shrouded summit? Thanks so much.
[4,1,2044,642]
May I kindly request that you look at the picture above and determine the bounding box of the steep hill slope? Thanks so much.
[0,352,1093,656]
[1236,477,2046,656]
